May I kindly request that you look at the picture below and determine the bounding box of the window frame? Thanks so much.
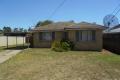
[39,32,54,41]
[62,31,68,40]
[76,30,96,42]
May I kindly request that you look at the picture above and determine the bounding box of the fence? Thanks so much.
[0,36,25,47]
[103,32,120,54]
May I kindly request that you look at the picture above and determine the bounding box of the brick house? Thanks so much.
[31,22,104,51]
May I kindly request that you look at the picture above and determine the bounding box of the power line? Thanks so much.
[114,7,120,16]
[110,8,120,22]
[109,2,120,26]
[34,0,67,27]
[111,3,120,14]
[48,0,67,19]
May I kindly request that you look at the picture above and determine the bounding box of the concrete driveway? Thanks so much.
[0,50,22,64]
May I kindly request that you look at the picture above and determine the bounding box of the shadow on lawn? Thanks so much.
[103,48,120,55]
[4,45,28,50]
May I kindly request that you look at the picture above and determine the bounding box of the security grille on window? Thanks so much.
[39,32,55,41]
[76,30,96,41]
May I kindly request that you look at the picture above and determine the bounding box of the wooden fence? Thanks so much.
[103,32,120,54]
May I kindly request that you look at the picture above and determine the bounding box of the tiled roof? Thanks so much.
[33,22,104,31]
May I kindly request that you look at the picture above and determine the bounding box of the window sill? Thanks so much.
[39,40,53,42]
[77,40,96,42]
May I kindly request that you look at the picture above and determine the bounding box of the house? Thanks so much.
[103,24,120,54]
[109,24,120,33]
[32,22,104,51]
[103,24,120,33]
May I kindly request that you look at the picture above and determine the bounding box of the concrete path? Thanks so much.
[0,50,22,64]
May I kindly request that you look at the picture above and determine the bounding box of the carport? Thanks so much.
[4,32,27,49]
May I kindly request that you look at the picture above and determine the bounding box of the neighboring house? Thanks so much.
[32,22,104,51]
[103,24,120,54]
[104,24,120,33]
[111,24,120,30]
[109,24,120,33]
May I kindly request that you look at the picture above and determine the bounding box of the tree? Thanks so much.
[35,21,42,28]
[35,20,53,27]
[3,27,12,33]
[28,27,32,31]
[19,28,24,32]
[0,28,3,34]
[13,28,19,32]
[23,29,27,32]
[69,20,75,23]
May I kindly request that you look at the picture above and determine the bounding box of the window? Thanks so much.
[62,32,68,40]
[76,30,96,41]
[39,32,55,41]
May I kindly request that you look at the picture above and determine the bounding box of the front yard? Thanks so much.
[0,49,120,80]
[0,47,6,52]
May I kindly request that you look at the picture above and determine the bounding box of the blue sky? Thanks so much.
[0,0,120,29]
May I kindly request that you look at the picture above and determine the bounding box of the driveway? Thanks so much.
[0,50,22,64]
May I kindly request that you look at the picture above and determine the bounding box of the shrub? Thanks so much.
[61,39,74,50]
[61,41,70,51]
[51,41,61,49]
[51,40,74,52]
[51,41,64,52]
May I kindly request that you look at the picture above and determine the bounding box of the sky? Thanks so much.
[0,0,120,29]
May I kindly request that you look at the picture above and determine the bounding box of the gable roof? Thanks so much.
[65,22,104,30]
[33,22,104,32]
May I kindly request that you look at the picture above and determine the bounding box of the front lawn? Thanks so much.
[0,49,120,80]
[0,44,28,52]
[0,47,6,52]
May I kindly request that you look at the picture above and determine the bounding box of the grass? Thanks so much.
[0,44,28,52]
[0,49,120,80]
[0,46,6,52]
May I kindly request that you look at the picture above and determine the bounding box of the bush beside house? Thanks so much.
[51,39,74,52]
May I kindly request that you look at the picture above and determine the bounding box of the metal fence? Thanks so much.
[103,32,120,54]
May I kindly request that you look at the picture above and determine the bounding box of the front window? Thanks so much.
[43,32,52,40]
[76,30,96,41]
[62,32,68,40]
[39,32,53,41]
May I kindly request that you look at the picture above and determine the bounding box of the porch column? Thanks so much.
[16,36,17,47]
[6,36,8,48]
[23,36,24,47]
